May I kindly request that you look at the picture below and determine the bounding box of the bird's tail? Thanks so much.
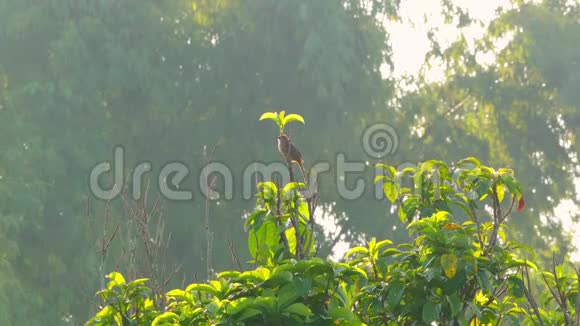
[297,161,307,185]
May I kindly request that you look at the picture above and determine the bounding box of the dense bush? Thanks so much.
[86,114,579,325]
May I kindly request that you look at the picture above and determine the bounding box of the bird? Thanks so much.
[277,134,307,183]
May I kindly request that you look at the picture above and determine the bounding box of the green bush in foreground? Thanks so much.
[86,113,579,325]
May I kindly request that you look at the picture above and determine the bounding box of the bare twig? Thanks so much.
[444,95,472,117]
[274,175,290,257]
[501,195,517,221]
[227,239,241,271]
[522,265,544,326]
[201,140,222,280]
[90,177,182,311]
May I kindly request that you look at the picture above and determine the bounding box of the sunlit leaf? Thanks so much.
[106,272,126,289]
[282,114,305,125]
[441,253,458,278]
[185,283,219,296]
[496,184,505,203]
[344,246,368,258]
[284,303,312,317]
[383,181,399,203]
[151,312,179,326]
[456,157,481,168]
[259,112,278,121]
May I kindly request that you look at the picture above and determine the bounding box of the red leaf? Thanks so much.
[517,195,525,212]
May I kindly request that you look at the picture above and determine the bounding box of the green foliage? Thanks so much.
[1,0,579,324]
[374,157,524,224]
[246,180,314,265]
[86,273,154,325]
[402,0,580,263]
[89,259,367,325]
[0,1,394,323]
[259,111,305,135]
[87,151,579,324]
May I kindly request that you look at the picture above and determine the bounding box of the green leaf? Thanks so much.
[217,271,241,279]
[477,270,493,293]
[106,272,126,289]
[422,302,441,323]
[500,174,522,196]
[373,175,386,184]
[512,259,538,270]
[375,163,389,170]
[95,305,115,319]
[496,184,505,203]
[282,182,305,195]
[264,270,293,287]
[475,179,491,199]
[257,182,278,199]
[400,166,416,176]
[151,312,179,326]
[185,283,219,296]
[259,112,278,121]
[456,157,481,168]
[248,221,279,261]
[128,278,149,287]
[241,267,271,282]
[379,247,400,257]
[235,307,262,321]
[205,301,219,317]
[498,168,514,176]
[441,253,458,278]
[383,181,399,203]
[166,289,186,297]
[285,227,297,255]
[400,197,420,222]
[344,246,368,258]
[245,210,268,231]
[375,239,393,250]
[507,276,524,298]
[284,303,312,317]
[446,294,462,317]
[387,281,405,307]
[376,164,398,178]
[282,114,305,125]
[329,307,355,320]
[280,278,312,309]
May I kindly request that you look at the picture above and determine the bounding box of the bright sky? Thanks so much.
[327,0,580,261]
[387,0,508,78]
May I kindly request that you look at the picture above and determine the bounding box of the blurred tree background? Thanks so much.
[0,0,578,324]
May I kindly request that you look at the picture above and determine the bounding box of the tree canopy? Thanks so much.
[0,0,578,324]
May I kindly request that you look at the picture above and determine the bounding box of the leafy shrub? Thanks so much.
[86,113,579,325]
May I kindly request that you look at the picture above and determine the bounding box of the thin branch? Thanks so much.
[201,140,222,280]
[550,254,571,324]
[522,265,544,326]
[227,239,241,271]
[444,95,472,117]
[501,195,517,221]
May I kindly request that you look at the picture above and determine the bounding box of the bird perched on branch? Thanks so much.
[277,134,307,183]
